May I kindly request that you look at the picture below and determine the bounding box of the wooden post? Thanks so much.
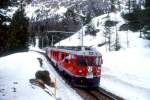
[54,78,56,98]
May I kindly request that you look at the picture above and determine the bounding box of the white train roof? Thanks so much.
[48,46,102,57]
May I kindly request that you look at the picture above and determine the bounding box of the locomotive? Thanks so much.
[47,46,103,87]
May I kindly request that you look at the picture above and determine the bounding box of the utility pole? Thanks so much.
[42,36,44,48]
[81,19,84,47]
[74,12,85,47]
[51,35,54,46]
[127,24,129,48]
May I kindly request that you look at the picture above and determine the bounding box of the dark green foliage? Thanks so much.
[145,0,150,8]
[84,13,92,24]
[0,0,10,8]
[110,0,115,12]
[0,24,9,56]
[104,23,112,51]
[105,20,118,27]
[85,24,99,36]
[97,42,106,47]
[141,26,150,40]
[0,0,10,56]
[25,0,32,4]
[142,0,150,39]
[122,1,150,40]
[122,11,141,31]
[119,24,128,31]
[8,6,30,52]
[128,22,141,32]
[87,0,104,17]
[114,32,121,51]
[0,0,18,7]
[104,19,121,51]
[122,11,138,21]
[0,0,30,56]
[0,14,11,23]
[64,9,76,18]
[63,9,80,31]
[122,1,143,31]
[29,0,109,48]
[140,9,150,26]
[29,9,81,48]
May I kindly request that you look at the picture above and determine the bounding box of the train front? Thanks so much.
[72,47,103,87]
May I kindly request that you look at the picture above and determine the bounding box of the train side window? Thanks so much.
[96,56,101,66]
[65,58,68,63]
[64,54,69,63]
[61,54,64,60]
[78,57,87,66]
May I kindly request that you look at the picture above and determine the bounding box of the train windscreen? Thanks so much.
[78,57,100,66]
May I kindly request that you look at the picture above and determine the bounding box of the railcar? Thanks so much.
[47,46,103,87]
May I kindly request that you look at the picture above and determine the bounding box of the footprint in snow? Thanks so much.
[12,87,16,92]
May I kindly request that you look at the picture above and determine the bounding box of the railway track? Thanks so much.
[34,50,124,100]
[75,87,124,100]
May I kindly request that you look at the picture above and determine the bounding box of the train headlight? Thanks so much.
[77,70,84,76]
[97,70,100,73]
[88,67,92,72]
[79,70,82,73]
[97,68,101,75]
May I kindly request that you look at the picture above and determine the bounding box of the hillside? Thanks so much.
[1,0,150,100]
[25,0,109,19]
[55,10,150,99]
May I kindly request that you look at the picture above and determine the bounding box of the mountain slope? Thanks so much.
[25,0,110,20]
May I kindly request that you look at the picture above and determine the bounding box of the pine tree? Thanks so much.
[141,0,150,39]
[104,19,112,51]
[110,0,115,12]
[85,13,92,24]
[0,0,10,8]
[145,0,150,8]
[0,24,9,56]
[123,0,150,40]
[0,0,10,56]
[114,30,121,51]
[8,5,29,52]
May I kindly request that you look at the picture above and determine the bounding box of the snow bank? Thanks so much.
[0,51,83,100]
[0,52,55,100]
[56,11,150,100]
[101,47,150,100]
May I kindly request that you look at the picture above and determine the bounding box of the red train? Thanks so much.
[47,46,103,87]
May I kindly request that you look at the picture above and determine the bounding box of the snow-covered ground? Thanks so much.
[1,10,150,100]
[55,12,150,100]
[101,48,150,100]
[0,51,82,100]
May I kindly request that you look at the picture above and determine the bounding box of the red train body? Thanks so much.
[47,46,103,87]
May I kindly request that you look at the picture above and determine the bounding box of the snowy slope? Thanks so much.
[24,0,112,20]
[25,0,85,19]
[25,1,68,19]
[55,12,150,100]
[0,52,54,100]
[0,51,82,100]
[101,48,150,100]
[1,0,149,99]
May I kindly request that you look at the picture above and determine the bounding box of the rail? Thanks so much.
[33,50,124,100]
[74,87,124,100]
